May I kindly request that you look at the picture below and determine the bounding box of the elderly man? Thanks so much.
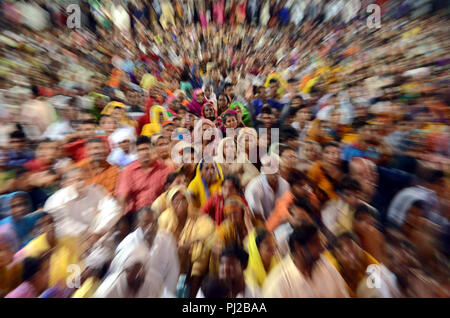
[43,167,121,242]
[110,207,180,297]
[73,138,119,195]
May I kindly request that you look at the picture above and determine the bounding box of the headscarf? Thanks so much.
[215,137,235,163]
[192,118,221,156]
[0,191,32,219]
[230,102,251,126]
[141,105,169,137]
[244,229,279,288]
[187,89,207,117]
[237,127,258,161]
[165,95,177,117]
[158,185,215,277]
[201,102,218,121]
[202,82,217,107]
[101,101,135,127]
[187,158,224,208]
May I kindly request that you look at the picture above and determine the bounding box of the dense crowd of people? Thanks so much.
[0,0,449,298]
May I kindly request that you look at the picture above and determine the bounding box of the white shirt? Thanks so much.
[245,174,290,220]
[44,185,121,238]
[111,228,180,296]
[41,120,75,141]
[196,282,261,298]
[263,254,350,298]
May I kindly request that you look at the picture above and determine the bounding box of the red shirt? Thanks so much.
[116,159,174,215]
[24,158,50,173]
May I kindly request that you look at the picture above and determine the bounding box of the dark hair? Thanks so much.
[200,275,230,298]
[68,97,78,107]
[338,176,361,193]
[179,106,188,112]
[323,141,340,150]
[290,195,316,216]
[39,138,53,145]
[288,224,318,253]
[22,256,46,281]
[136,136,151,147]
[31,85,39,98]
[85,137,105,145]
[165,171,182,190]
[220,244,249,268]
[222,174,242,194]
[287,78,297,84]
[224,83,234,91]
[287,169,307,185]
[280,126,299,143]
[330,232,361,252]
[223,112,237,121]
[39,211,54,223]
[80,119,97,126]
[269,79,278,85]
[9,130,26,140]
[279,144,297,158]
[260,106,272,115]
[255,229,269,248]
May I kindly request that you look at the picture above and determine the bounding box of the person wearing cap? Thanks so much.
[107,128,138,167]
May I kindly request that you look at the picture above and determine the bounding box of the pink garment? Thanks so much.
[187,89,208,117]
[5,281,38,298]
[200,12,207,28]
[213,1,225,26]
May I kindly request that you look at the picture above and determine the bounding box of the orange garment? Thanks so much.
[108,68,124,88]
[73,159,119,195]
[307,161,338,202]
[266,191,294,232]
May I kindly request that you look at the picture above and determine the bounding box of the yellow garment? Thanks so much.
[101,101,136,127]
[302,76,320,94]
[71,277,100,298]
[151,191,169,216]
[244,229,279,288]
[158,186,216,277]
[187,161,224,208]
[264,72,287,95]
[140,73,158,91]
[341,133,360,145]
[141,105,168,137]
[323,250,379,297]
[22,234,82,287]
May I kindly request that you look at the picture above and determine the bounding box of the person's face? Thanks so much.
[137,143,152,165]
[163,124,175,139]
[281,149,297,170]
[225,115,238,129]
[218,95,228,109]
[127,91,139,106]
[224,139,236,161]
[225,85,234,97]
[111,108,123,121]
[304,143,316,161]
[204,86,212,98]
[172,192,188,218]
[204,105,215,119]
[118,139,131,153]
[170,175,186,188]
[65,170,86,193]
[126,263,145,291]
[219,256,243,285]
[334,238,364,275]
[38,141,58,164]
[87,141,107,162]
[139,211,156,236]
[222,180,237,199]
[259,234,276,265]
[10,196,28,220]
[38,214,54,236]
[195,91,205,104]
[330,110,341,126]
[156,137,169,159]
[323,146,340,167]
[101,117,118,135]
[288,205,313,227]
[79,124,96,139]
[269,82,279,97]
[261,114,273,128]
[201,163,216,184]
[297,108,310,123]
